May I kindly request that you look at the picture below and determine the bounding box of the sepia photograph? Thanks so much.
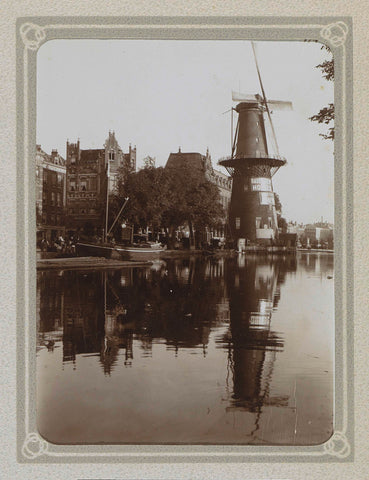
[35,38,335,445]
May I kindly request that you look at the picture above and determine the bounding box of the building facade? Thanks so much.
[303,223,333,248]
[36,145,67,244]
[65,132,136,234]
[211,168,232,236]
[104,131,136,193]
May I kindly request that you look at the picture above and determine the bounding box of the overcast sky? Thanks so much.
[37,40,334,224]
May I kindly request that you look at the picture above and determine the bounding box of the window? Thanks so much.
[80,180,87,191]
[268,217,273,228]
[57,193,61,206]
[109,152,115,161]
[42,213,47,224]
[235,217,241,230]
[70,156,76,164]
[89,177,97,190]
[69,181,76,191]
[50,192,55,206]
[57,173,63,185]
[255,217,261,229]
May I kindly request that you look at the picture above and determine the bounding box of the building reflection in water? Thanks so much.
[37,257,225,373]
[219,254,297,434]
[38,254,303,413]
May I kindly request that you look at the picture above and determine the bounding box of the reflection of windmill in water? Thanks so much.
[222,256,296,438]
[219,42,292,246]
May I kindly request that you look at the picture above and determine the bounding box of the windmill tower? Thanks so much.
[219,43,292,246]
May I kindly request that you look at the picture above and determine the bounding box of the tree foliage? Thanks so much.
[143,156,156,168]
[309,103,334,140]
[274,192,282,215]
[309,46,334,140]
[274,192,287,232]
[113,165,169,232]
[112,163,224,245]
[315,58,334,82]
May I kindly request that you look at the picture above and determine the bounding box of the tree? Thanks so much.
[309,46,334,140]
[114,162,224,247]
[274,192,282,216]
[113,165,169,236]
[162,163,224,247]
[142,156,156,169]
[274,192,287,233]
[277,216,288,233]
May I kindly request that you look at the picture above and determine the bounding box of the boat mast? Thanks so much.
[105,161,110,242]
[107,197,129,237]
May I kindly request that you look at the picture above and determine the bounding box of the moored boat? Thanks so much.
[76,241,166,261]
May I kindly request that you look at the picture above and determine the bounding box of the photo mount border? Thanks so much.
[16,16,353,463]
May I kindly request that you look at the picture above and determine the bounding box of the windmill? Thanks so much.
[219,42,292,246]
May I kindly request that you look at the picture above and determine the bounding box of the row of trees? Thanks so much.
[108,163,225,248]
[108,165,290,246]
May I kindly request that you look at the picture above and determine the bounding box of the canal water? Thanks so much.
[37,252,334,445]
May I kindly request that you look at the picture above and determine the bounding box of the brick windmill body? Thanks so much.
[219,43,292,247]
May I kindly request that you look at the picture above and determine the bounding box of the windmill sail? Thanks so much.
[251,41,280,155]
[231,92,259,103]
[266,99,293,110]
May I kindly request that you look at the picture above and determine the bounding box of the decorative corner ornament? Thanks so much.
[22,432,49,459]
[323,431,351,458]
[20,23,46,51]
[320,21,349,48]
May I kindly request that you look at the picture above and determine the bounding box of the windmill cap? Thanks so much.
[235,101,261,112]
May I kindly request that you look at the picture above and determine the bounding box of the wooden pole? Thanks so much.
[231,108,233,154]
[105,162,110,243]
[107,197,129,236]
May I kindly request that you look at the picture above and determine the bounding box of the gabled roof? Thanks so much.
[80,149,104,163]
[165,152,206,172]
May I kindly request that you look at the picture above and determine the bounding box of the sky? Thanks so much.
[37,40,334,224]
